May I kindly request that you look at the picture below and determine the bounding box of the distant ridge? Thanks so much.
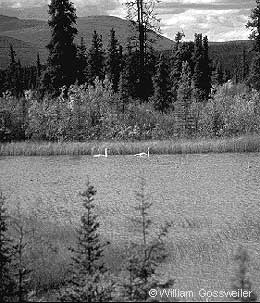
[0,14,174,68]
[0,14,254,71]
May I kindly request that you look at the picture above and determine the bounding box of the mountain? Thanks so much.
[0,14,254,73]
[0,6,49,21]
[0,35,39,68]
[0,14,45,32]
[0,14,174,69]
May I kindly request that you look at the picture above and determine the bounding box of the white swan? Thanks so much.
[93,148,108,158]
[134,147,150,158]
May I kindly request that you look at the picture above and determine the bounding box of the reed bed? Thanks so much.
[1,135,260,156]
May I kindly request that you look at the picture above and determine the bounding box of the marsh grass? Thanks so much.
[1,135,260,156]
[6,210,260,302]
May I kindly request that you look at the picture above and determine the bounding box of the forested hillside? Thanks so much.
[0,14,254,73]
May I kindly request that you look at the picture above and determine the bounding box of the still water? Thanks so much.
[1,153,260,301]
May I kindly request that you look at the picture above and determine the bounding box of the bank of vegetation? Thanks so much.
[1,0,260,152]
[0,180,258,302]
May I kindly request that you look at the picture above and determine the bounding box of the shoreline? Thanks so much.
[1,135,260,156]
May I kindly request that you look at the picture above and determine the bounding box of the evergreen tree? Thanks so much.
[246,0,260,52]
[12,206,32,303]
[175,61,193,134]
[59,183,113,302]
[107,28,122,92]
[36,53,41,88]
[7,44,19,97]
[76,37,88,85]
[118,69,130,113]
[212,61,224,86]
[246,0,260,90]
[170,33,194,103]
[125,0,160,101]
[87,31,105,85]
[119,45,139,100]
[152,53,171,112]
[192,34,211,101]
[231,246,257,302]
[247,53,260,90]
[120,178,174,301]
[201,36,211,99]
[0,192,16,301]
[241,48,249,82]
[42,0,78,96]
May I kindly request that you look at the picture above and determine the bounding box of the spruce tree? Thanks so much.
[76,37,88,85]
[0,192,16,301]
[170,33,194,103]
[59,183,113,302]
[231,246,257,302]
[12,206,32,303]
[152,53,171,112]
[176,61,193,134]
[87,31,105,85]
[120,178,174,302]
[36,53,41,89]
[7,44,19,97]
[42,0,78,96]
[125,0,160,101]
[107,28,122,93]
[201,36,211,99]
[247,54,260,90]
[246,0,260,90]
[192,34,211,101]
[246,0,260,52]
[212,61,224,87]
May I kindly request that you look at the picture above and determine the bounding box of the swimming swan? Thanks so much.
[134,147,150,157]
[93,148,108,158]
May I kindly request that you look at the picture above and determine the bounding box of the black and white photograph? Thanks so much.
[0,0,260,301]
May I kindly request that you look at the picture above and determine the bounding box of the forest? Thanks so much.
[2,1,260,302]
[0,0,259,143]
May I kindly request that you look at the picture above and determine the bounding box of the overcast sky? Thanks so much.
[0,0,257,41]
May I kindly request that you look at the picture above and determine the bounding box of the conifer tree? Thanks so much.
[87,31,105,85]
[59,183,113,302]
[36,53,41,89]
[120,178,174,301]
[152,53,171,112]
[119,45,139,100]
[246,0,260,52]
[42,0,78,96]
[176,61,193,134]
[246,0,260,90]
[170,32,194,103]
[107,28,122,92]
[241,48,249,82]
[125,0,160,101]
[247,54,260,90]
[118,69,130,113]
[192,34,211,101]
[201,36,211,99]
[0,192,16,301]
[231,246,257,302]
[7,44,19,97]
[212,61,224,86]
[12,206,32,303]
[76,37,88,85]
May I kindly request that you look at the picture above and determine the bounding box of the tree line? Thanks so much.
[0,0,259,142]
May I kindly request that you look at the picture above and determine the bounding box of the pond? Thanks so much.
[1,153,260,301]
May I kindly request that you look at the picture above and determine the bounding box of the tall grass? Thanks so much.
[1,135,260,156]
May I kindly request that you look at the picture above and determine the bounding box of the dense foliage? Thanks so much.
[0,0,259,143]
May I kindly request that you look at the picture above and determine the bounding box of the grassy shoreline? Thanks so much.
[1,135,260,156]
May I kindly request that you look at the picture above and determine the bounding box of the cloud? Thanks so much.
[0,0,256,41]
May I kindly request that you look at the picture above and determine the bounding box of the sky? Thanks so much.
[0,0,257,41]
